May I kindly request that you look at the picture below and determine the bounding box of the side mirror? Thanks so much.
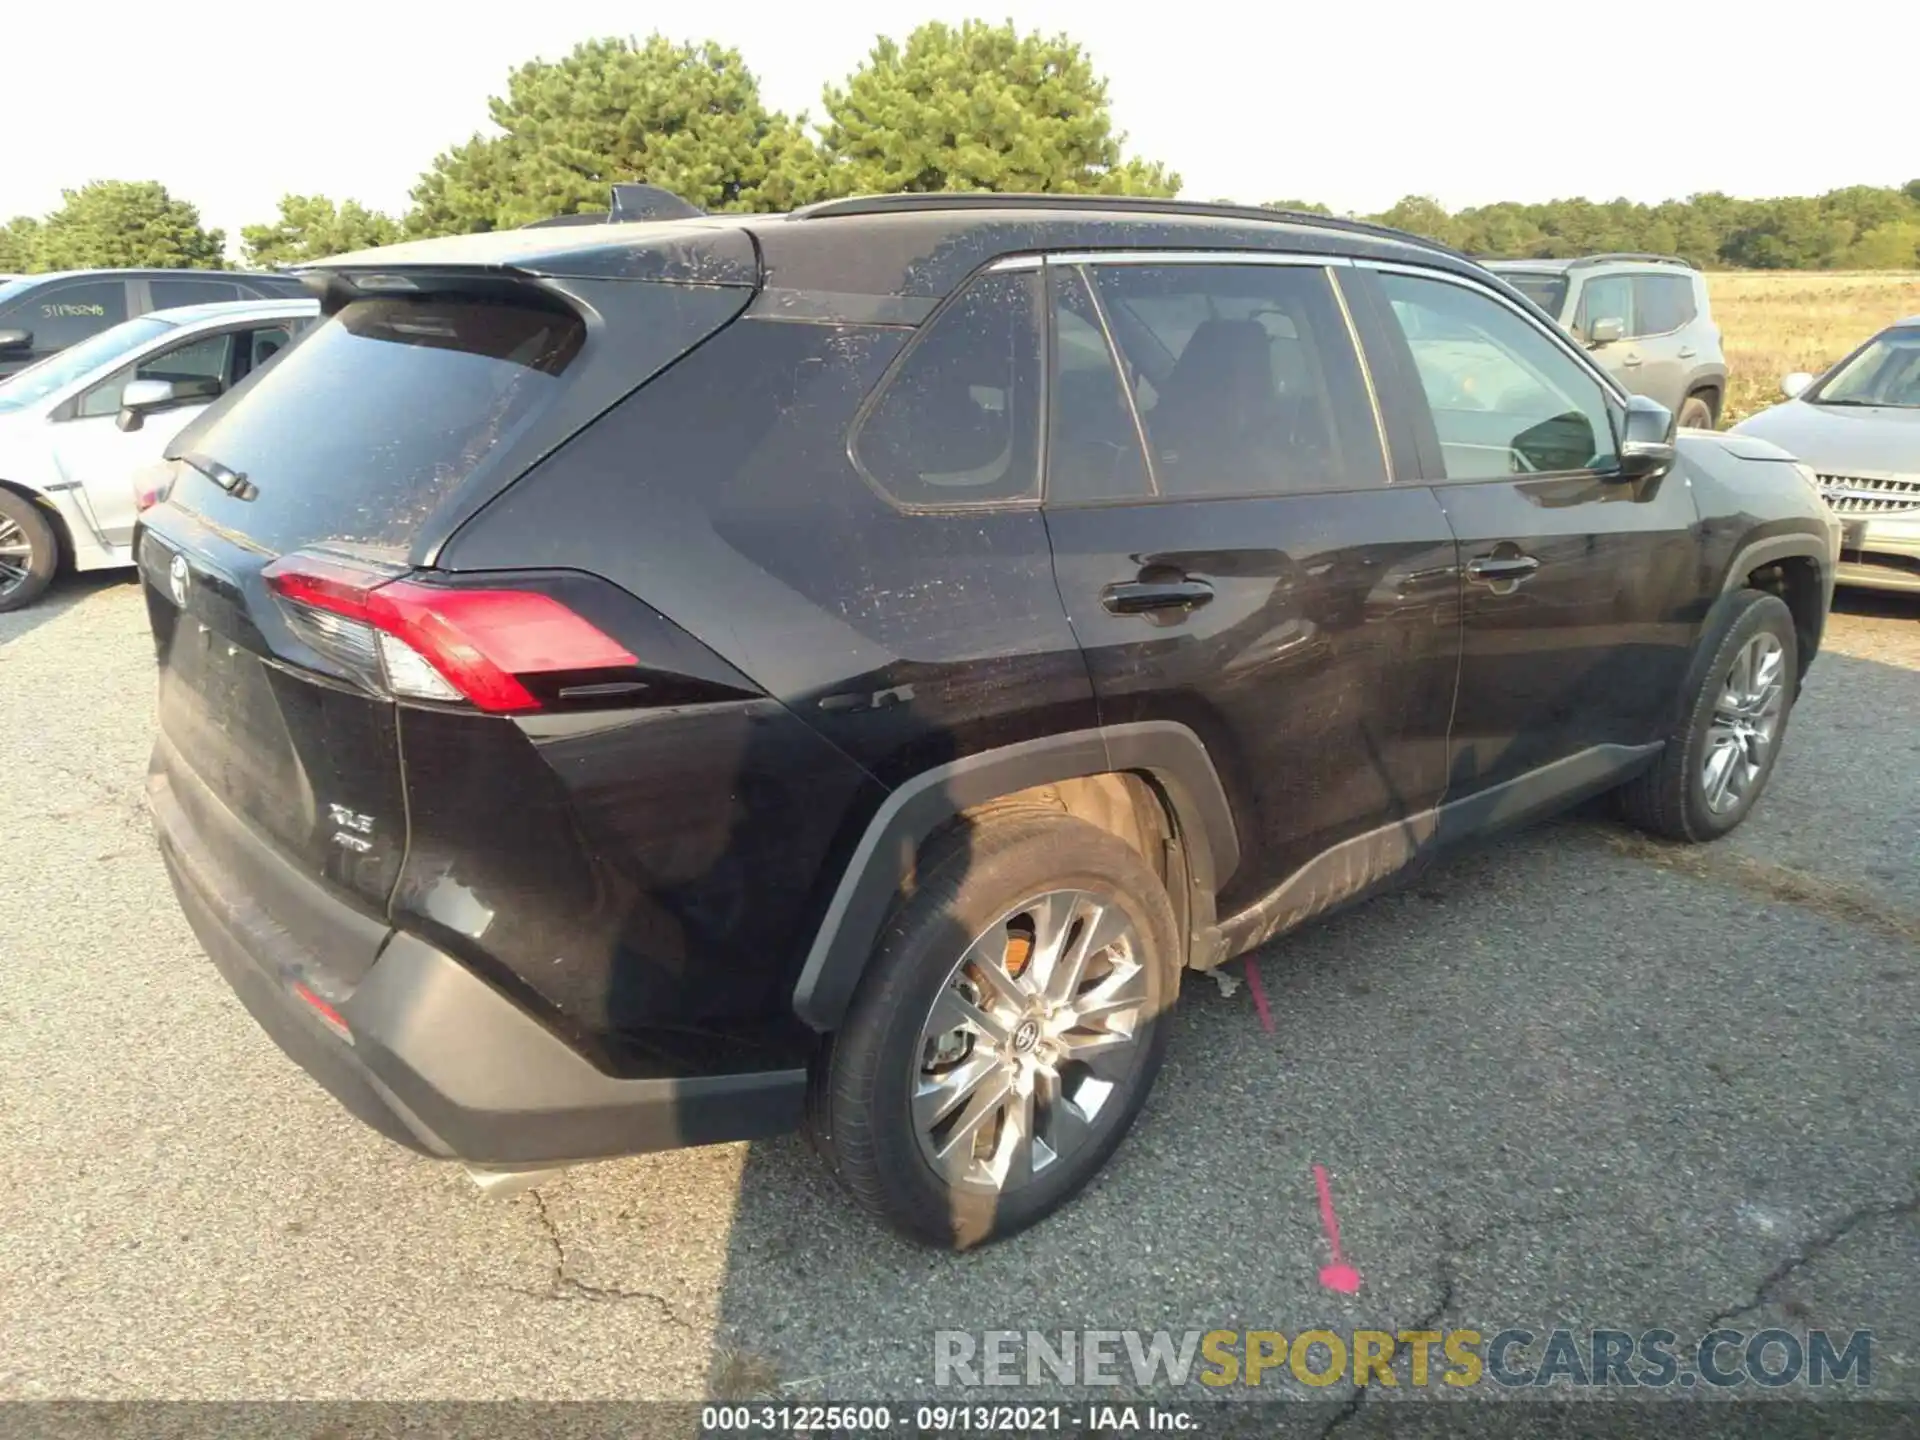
[1614,394,1676,480]
[1781,371,1815,400]
[115,377,183,433]
[0,327,31,354]
[1587,316,1626,347]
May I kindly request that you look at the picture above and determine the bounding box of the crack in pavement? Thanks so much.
[1316,1199,1638,1439]
[1318,1218,1477,1439]
[1704,1185,1920,1329]
[502,1191,692,1326]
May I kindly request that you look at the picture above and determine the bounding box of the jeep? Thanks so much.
[1483,254,1728,430]
[140,193,1839,1249]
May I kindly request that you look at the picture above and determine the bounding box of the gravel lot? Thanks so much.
[2,573,1915,1408]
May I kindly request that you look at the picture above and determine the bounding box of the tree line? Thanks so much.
[3,22,1917,274]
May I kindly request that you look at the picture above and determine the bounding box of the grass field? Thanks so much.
[1709,270,1920,424]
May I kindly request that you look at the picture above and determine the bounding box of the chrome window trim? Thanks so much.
[1359,258,1631,405]
[1039,249,1351,269]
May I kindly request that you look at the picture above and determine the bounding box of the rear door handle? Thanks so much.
[1620,352,1643,368]
[1466,554,1541,586]
[1101,578,1215,615]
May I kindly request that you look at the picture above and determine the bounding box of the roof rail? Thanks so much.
[787,192,1467,258]
[1567,252,1694,269]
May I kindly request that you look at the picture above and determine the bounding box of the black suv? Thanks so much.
[140,194,1840,1249]
[0,269,308,377]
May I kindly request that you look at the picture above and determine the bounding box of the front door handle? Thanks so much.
[1101,578,1215,615]
[1620,352,1643,368]
[1466,554,1541,587]
[1678,347,1698,359]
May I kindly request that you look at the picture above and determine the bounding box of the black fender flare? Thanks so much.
[1720,529,1833,597]
[790,720,1240,1032]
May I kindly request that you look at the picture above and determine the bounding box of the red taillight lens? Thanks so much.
[263,553,637,713]
[133,467,174,513]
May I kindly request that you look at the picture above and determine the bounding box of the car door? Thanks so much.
[50,321,289,549]
[1574,273,1644,395]
[1627,272,1695,415]
[1351,264,1701,815]
[1041,255,1462,934]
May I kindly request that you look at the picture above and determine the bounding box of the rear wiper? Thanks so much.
[181,451,258,501]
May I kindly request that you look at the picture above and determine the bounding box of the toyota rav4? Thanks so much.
[140,193,1840,1249]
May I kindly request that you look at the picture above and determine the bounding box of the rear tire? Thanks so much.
[808,814,1179,1249]
[1678,393,1716,430]
[1616,589,1797,842]
[0,489,59,613]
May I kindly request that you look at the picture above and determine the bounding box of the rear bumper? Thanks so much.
[149,755,806,1167]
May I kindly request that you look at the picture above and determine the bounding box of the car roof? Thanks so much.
[305,194,1502,311]
[144,297,317,327]
[1484,253,1697,274]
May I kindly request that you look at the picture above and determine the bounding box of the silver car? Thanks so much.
[1733,316,1920,596]
[1485,254,1728,429]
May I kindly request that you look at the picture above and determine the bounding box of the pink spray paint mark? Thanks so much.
[1243,958,1274,1033]
[1313,1164,1362,1294]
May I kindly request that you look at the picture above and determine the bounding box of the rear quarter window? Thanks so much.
[851,270,1043,509]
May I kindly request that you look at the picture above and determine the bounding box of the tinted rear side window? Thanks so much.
[171,296,585,557]
[1089,263,1386,499]
[24,280,129,349]
[150,278,245,309]
[1632,274,1696,336]
[853,270,1043,508]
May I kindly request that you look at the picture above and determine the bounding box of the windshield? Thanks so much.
[1495,272,1570,318]
[0,277,37,307]
[0,316,174,412]
[1810,326,1920,407]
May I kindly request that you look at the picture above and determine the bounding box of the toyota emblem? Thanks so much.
[168,552,191,608]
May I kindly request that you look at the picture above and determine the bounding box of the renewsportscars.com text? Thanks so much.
[934,1327,1873,1390]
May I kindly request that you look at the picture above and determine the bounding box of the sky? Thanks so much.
[7,0,1916,253]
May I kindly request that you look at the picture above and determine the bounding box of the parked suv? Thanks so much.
[1484,255,1727,429]
[0,269,308,378]
[140,194,1838,1249]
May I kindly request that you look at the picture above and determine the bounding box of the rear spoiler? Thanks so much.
[520,184,705,229]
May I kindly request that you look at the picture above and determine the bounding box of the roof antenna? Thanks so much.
[608,184,705,222]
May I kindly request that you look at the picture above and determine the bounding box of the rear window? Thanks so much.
[170,295,585,557]
[1498,271,1569,319]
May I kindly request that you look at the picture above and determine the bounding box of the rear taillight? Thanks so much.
[263,552,637,713]
[133,465,175,513]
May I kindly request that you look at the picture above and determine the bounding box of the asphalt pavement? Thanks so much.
[2,573,1915,1412]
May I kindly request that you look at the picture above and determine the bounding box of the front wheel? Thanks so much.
[1616,589,1797,841]
[808,814,1179,1249]
[0,489,59,613]
[1678,393,1716,430]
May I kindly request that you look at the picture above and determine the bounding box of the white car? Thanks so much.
[0,297,318,610]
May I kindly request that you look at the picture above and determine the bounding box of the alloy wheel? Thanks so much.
[911,889,1149,1194]
[1702,632,1786,814]
[0,514,32,598]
